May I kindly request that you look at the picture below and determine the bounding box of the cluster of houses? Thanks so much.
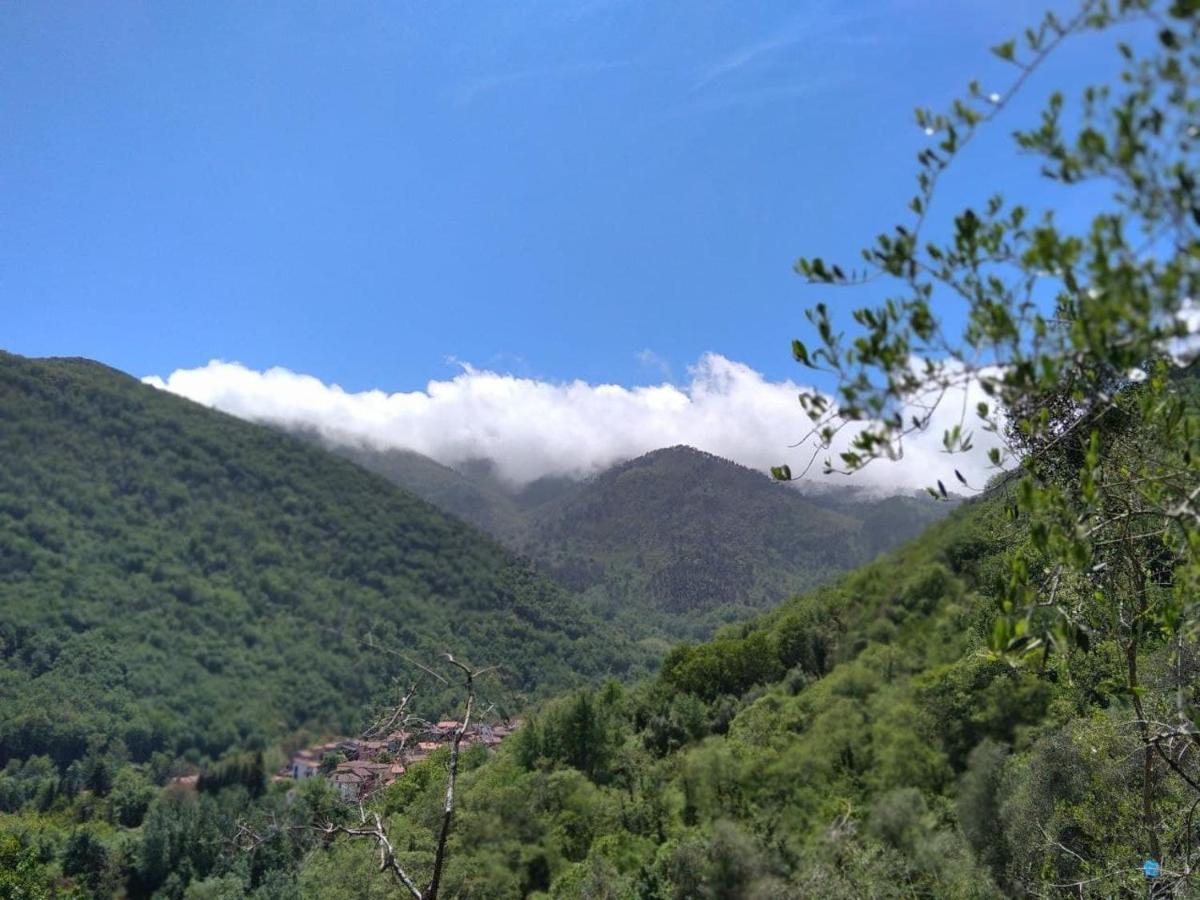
[283,720,517,801]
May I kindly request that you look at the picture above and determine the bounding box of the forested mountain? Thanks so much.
[2,0,1194,894]
[0,352,642,775]
[519,447,902,631]
[318,441,949,639]
[310,439,577,548]
[0,354,963,898]
[3,480,1135,898]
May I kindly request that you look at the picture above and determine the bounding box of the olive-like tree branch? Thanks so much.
[772,0,1200,882]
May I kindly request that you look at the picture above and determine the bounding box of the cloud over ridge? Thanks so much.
[143,354,999,493]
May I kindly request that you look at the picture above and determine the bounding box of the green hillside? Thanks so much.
[288,487,1191,898]
[4,476,1190,898]
[0,352,641,772]
[288,498,1022,896]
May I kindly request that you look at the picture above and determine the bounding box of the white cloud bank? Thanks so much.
[143,354,1002,494]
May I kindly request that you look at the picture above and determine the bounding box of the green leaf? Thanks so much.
[791,340,811,367]
[991,617,1008,650]
[992,39,1016,62]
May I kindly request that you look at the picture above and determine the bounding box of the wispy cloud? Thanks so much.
[635,348,674,382]
[674,79,833,116]
[447,59,633,106]
[693,28,805,93]
[690,5,881,97]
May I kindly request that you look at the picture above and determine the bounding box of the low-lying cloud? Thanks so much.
[143,354,1001,494]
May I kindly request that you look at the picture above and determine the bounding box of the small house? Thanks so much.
[290,751,320,780]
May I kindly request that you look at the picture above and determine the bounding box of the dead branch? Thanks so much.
[362,676,425,741]
[314,653,495,900]
[425,653,479,900]
[318,807,424,900]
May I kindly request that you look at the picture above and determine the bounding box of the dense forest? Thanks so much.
[287,495,1113,897]
[5,485,1187,897]
[0,352,644,777]
[0,354,954,899]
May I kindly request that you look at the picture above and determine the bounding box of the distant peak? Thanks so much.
[611,444,778,483]
[638,444,709,460]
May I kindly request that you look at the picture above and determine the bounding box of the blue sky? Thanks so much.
[3,1,1121,397]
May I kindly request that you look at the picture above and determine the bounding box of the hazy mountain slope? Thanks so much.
[0,353,641,770]
[309,440,583,546]
[311,439,531,544]
[801,488,953,558]
[525,447,869,627]
[325,442,951,639]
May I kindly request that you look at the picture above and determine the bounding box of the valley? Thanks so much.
[311,436,949,641]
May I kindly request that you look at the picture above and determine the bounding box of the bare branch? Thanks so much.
[309,652,497,900]
[318,809,425,900]
[362,676,425,741]
[425,655,487,900]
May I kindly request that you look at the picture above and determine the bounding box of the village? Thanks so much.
[282,719,519,801]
